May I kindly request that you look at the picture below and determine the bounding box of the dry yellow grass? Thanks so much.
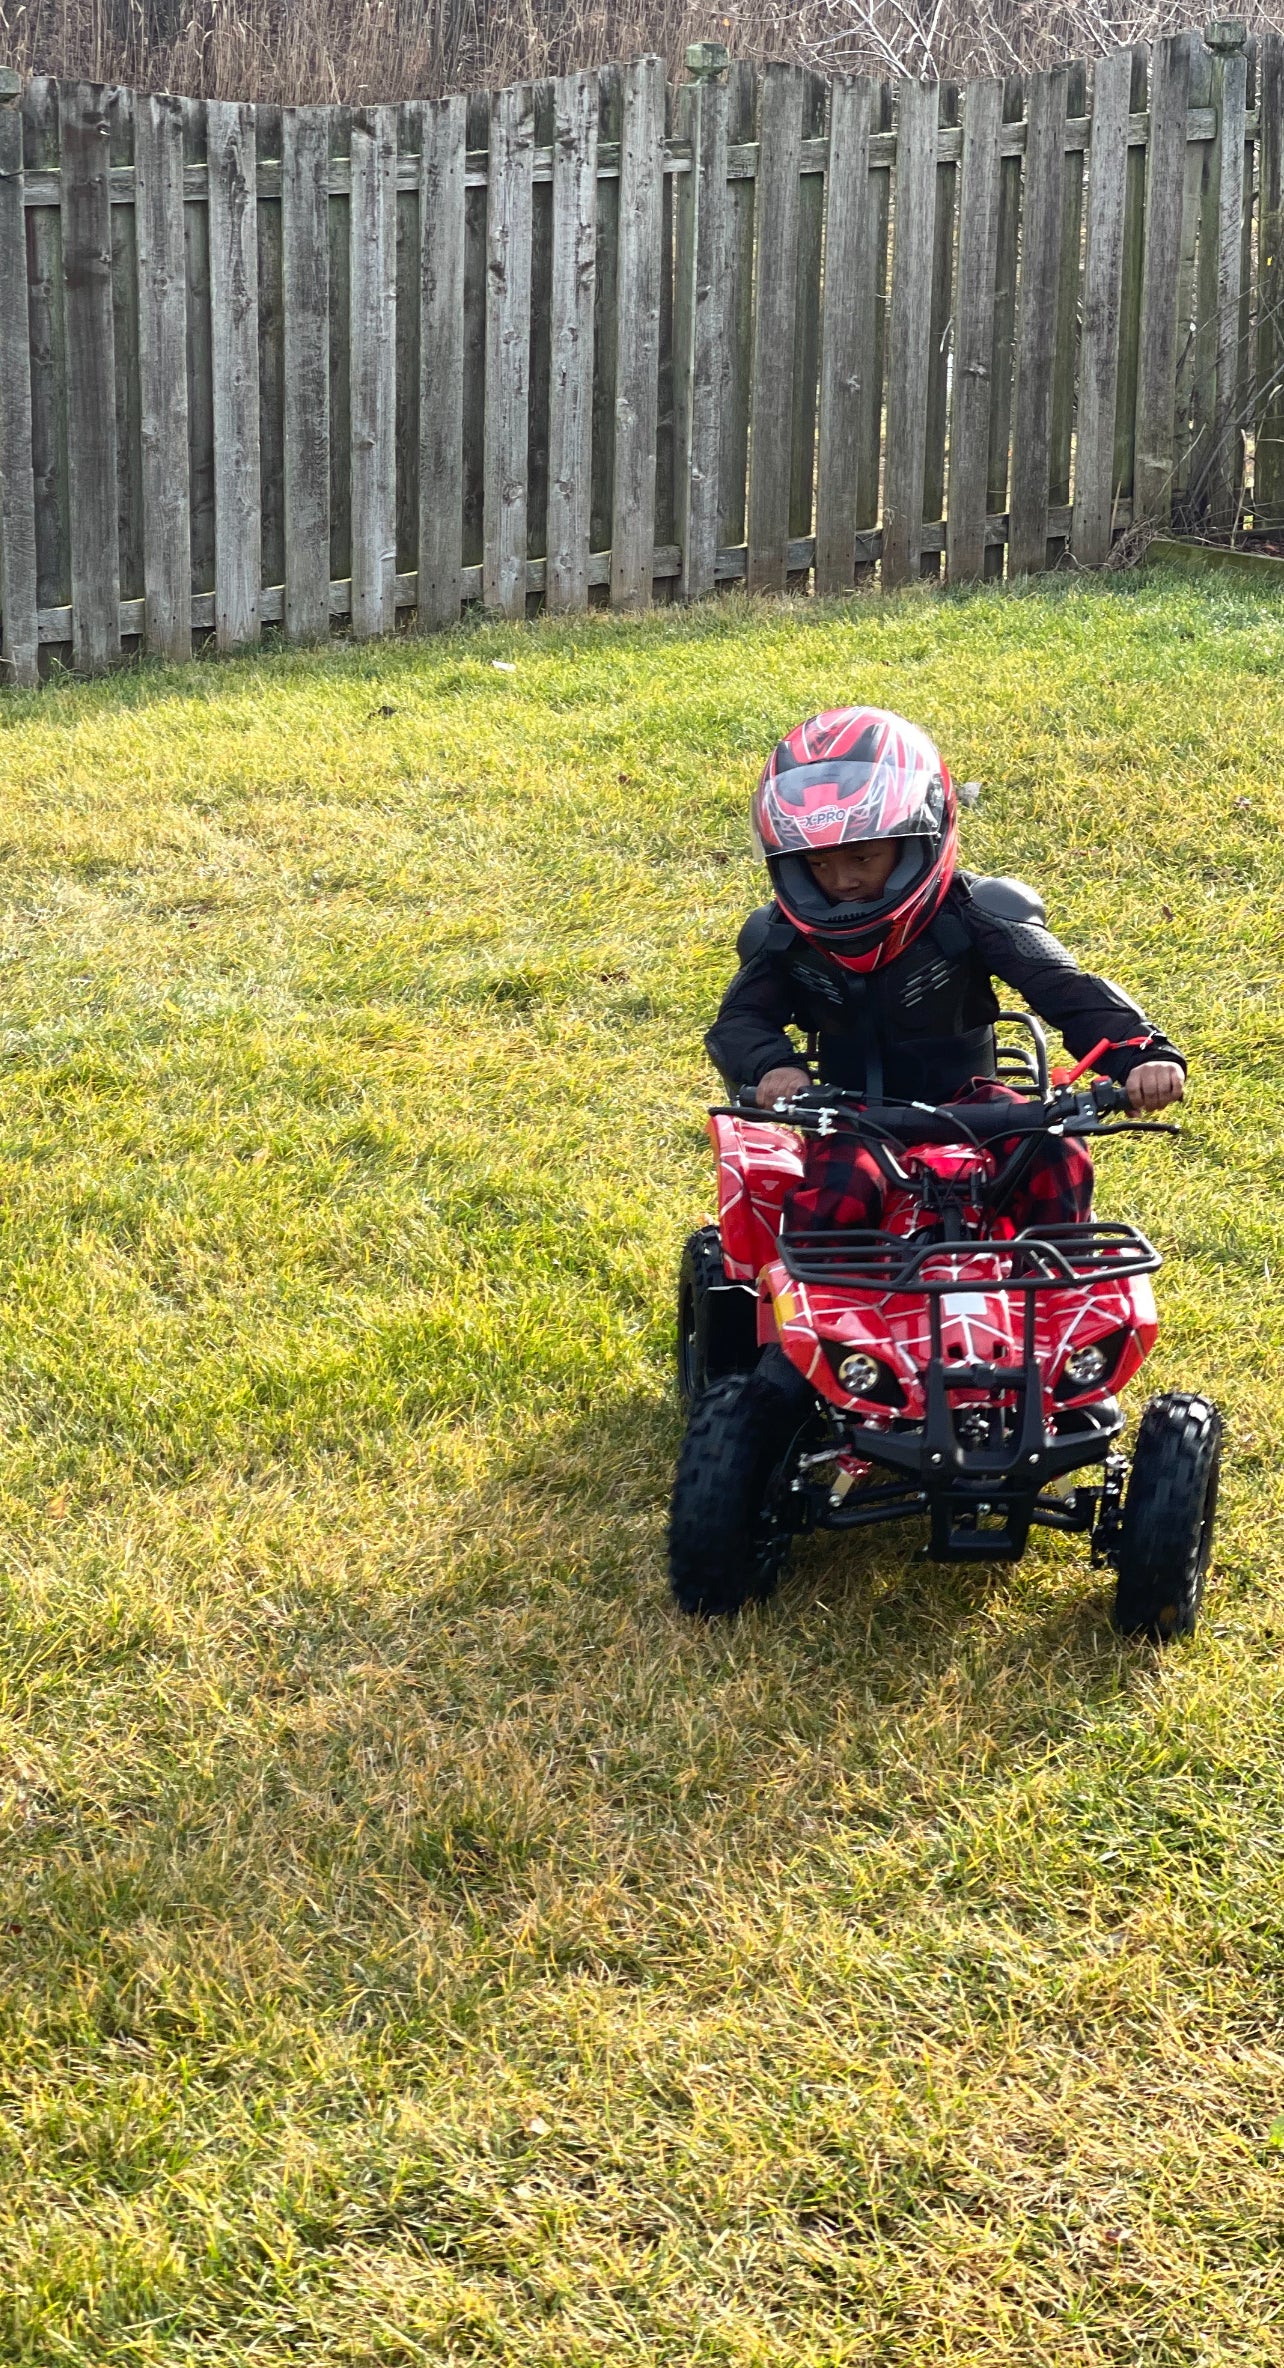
[0,572,1281,2362]
[1,0,1278,103]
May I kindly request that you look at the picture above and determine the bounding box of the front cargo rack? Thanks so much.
[777,1221,1161,1295]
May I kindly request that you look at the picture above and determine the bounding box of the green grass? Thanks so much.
[0,568,1282,2365]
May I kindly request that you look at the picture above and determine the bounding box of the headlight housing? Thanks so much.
[821,1342,905,1407]
[1054,1327,1128,1400]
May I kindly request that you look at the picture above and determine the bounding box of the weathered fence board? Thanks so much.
[674,59,726,600]
[350,106,397,638]
[1048,59,1086,561]
[5,34,1284,680]
[718,61,756,552]
[61,81,121,670]
[1207,32,1249,527]
[1256,34,1284,519]
[547,71,598,611]
[1189,40,1222,509]
[789,69,828,564]
[0,81,38,684]
[181,98,214,613]
[814,76,873,595]
[395,102,422,587]
[418,94,467,626]
[882,76,938,589]
[853,83,892,588]
[611,55,665,608]
[24,79,69,642]
[921,82,959,576]
[1072,47,1133,567]
[947,77,1003,583]
[746,63,804,591]
[280,107,330,641]
[483,81,533,616]
[1008,67,1067,574]
[1111,48,1150,512]
[255,103,285,602]
[1135,32,1194,522]
[207,100,260,648]
[526,82,556,568]
[982,75,1025,576]
[108,89,144,624]
[135,92,191,660]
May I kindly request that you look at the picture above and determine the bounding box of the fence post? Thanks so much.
[674,42,728,602]
[0,68,38,686]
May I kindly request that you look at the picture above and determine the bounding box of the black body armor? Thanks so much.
[706,874,1183,1103]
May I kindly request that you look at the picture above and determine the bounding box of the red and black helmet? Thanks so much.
[751,706,958,971]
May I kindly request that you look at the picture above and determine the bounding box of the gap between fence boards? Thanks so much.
[16,108,1249,209]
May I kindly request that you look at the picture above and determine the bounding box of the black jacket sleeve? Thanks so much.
[959,893,1185,1082]
[704,925,806,1091]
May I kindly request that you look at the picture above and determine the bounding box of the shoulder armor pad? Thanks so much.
[736,903,784,965]
[966,874,1047,927]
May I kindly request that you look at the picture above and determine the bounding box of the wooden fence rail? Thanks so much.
[0,23,1277,684]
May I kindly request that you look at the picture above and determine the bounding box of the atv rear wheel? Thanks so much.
[669,1355,819,1617]
[1112,1392,1222,1643]
[676,1225,759,1406]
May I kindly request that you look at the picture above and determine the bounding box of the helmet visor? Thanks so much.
[768,839,930,938]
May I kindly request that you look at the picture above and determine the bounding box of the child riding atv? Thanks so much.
[707,706,1185,1228]
[670,704,1218,1636]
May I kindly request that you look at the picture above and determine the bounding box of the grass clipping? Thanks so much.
[0,570,1281,2363]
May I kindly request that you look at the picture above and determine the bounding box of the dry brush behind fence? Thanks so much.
[0,23,1280,684]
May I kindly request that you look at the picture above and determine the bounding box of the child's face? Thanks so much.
[805,838,899,903]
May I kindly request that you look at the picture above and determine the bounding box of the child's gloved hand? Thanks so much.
[756,1065,813,1108]
[1126,1061,1185,1113]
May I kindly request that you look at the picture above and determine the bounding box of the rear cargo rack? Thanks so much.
[778,1221,1160,1295]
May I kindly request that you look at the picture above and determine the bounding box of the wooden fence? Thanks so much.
[0,23,1280,685]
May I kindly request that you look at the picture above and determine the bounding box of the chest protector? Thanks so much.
[742,887,1012,1101]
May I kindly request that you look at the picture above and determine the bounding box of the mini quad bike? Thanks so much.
[670,1018,1222,1640]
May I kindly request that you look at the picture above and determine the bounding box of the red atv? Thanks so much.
[670,1018,1221,1640]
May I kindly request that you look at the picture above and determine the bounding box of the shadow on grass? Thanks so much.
[469,1380,1142,1724]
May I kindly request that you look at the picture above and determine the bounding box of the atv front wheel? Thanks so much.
[669,1355,819,1617]
[676,1225,759,1406]
[1112,1392,1222,1642]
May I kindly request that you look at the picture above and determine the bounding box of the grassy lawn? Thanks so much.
[0,568,1282,2364]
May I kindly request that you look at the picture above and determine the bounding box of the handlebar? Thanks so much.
[720,1078,1178,1147]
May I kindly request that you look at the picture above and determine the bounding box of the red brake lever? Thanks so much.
[1048,1037,1114,1089]
[1049,1033,1155,1089]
